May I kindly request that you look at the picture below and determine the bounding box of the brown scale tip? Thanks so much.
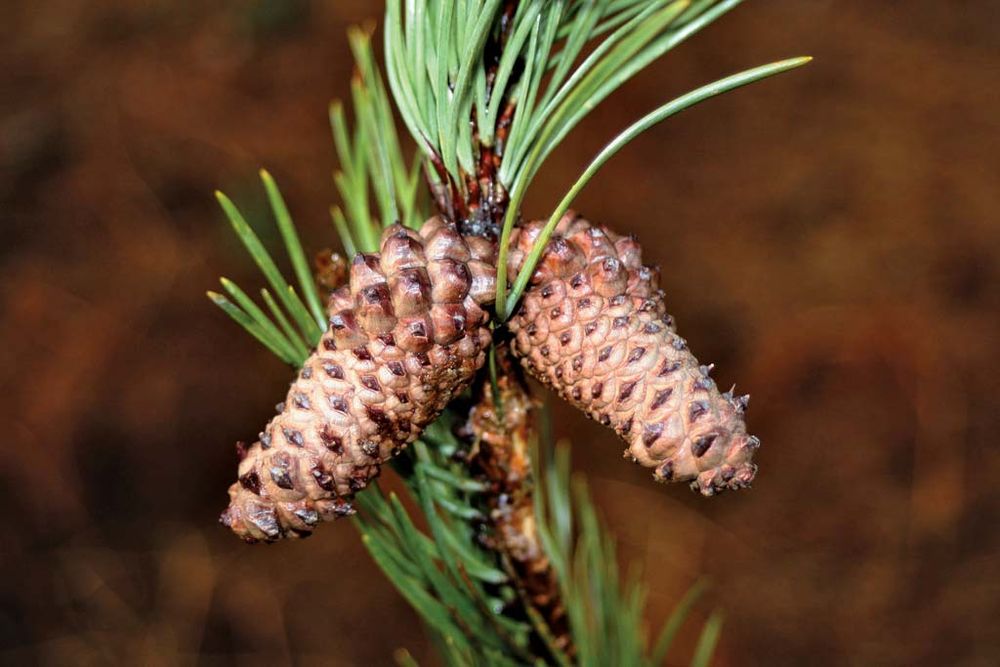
[685,432,761,496]
[689,461,758,497]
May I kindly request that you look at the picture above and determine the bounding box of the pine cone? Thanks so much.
[221,218,497,542]
[465,350,571,655]
[506,213,759,495]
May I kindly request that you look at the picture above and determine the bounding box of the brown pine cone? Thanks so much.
[221,217,497,542]
[506,213,759,495]
[465,350,571,655]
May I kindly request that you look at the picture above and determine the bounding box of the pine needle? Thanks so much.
[502,56,812,318]
[259,169,326,329]
[690,611,725,667]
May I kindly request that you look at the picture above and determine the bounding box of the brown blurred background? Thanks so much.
[2,1,998,665]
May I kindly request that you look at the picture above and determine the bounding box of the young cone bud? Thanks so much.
[221,219,496,542]
[464,351,571,655]
[507,213,759,495]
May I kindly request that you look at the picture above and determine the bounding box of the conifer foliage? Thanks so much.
[209,1,806,663]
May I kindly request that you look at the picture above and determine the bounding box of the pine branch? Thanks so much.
[208,158,722,666]
[208,1,809,663]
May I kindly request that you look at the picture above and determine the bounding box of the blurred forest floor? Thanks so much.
[1,1,998,665]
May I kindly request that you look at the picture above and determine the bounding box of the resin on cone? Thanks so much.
[221,218,496,542]
[506,213,759,495]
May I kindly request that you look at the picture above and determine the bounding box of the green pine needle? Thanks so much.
[422,464,490,493]
[218,277,298,360]
[393,648,421,667]
[652,579,711,663]
[690,611,725,667]
[207,290,298,365]
[329,205,357,257]
[363,533,470,649]
[260,287,311,364]
[214,190,323,343]
[445,0,504,168]
[499,55,812,318]
[259,169,326,330]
